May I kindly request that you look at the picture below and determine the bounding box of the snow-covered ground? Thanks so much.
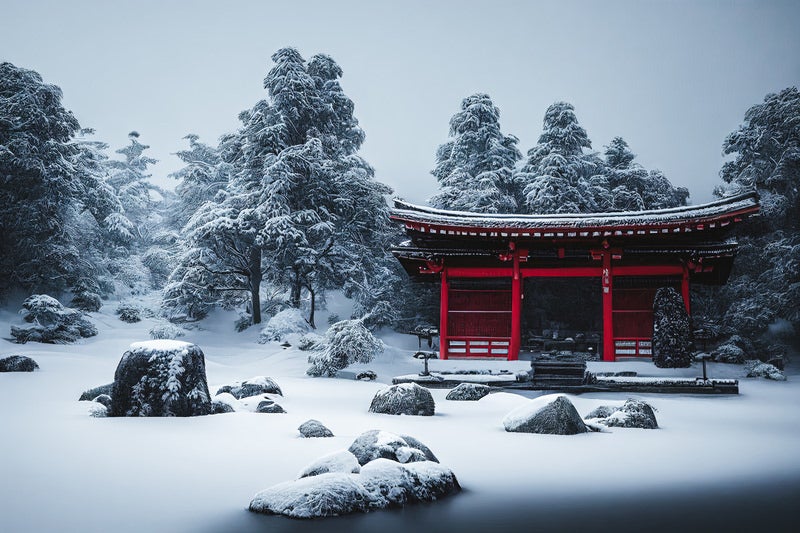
[1,299,798,533]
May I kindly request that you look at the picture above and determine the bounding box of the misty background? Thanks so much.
[3,0,799,204]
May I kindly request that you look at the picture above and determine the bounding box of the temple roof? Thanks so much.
[390,190,760,238]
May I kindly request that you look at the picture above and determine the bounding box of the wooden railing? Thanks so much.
[447,337,510,357]
[613,338,652,357]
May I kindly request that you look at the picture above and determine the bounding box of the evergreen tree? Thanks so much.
[0,62,116,296]
[708,87,800,350]
[170,134,228,229]
[429,93,521,213]
[164,48,393,328]
[652,287,693,368]
[516,101,601,214]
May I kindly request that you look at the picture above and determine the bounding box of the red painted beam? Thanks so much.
[602,252,615,362]
[509,251,521,360]
[440,268,448,360]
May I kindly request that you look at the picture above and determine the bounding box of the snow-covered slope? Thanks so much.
[0,299,798,532]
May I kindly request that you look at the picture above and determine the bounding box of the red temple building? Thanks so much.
[390,191,760,362]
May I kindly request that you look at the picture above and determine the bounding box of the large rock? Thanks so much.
[588,399,658,429]
[369,383,435,416]
[298,419,334,438]
[445,383,490,401]
[11,294,97,344]
[0,355,39,372]
[348,430,438,466]
[503,395,588,435]
[110,340,212,417]
[250,455,459,518]
[216,376,282,399]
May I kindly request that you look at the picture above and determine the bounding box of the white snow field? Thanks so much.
[1,300,798,533]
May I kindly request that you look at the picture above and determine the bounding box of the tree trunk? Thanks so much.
[307,285,316,329]
[249,246,262,325]
[290,267,302,309]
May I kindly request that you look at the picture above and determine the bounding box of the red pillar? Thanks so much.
[602,251,615,362]
[681,264,691,315]
[509,250,521,360]
[439,268,448,360]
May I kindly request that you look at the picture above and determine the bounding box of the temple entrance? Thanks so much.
[521,277,602,357]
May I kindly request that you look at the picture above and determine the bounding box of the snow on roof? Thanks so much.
[391,191,759,231]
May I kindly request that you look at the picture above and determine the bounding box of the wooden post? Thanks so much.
[602,251,615,362]
[439,268,448,360]
[510,249,521,361]
[681,264,691,315]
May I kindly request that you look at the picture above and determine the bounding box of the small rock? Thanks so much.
[0,355,39,372]
[216,376,283,399]
[356,370,377,381]
[368,383,435,416]
[592,399,658,429]
[211,400,235,414]
[257,400,286,414]
[298,419,334,438]
[445,383,490,401]
[347,429,438,466]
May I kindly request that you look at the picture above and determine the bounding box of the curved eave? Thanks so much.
[390,190,760,238]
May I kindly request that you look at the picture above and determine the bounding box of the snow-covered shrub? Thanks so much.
[327,313,340,326]
[0,355,39,372]
[79,383,113,401]
[258,308,311,343]
[115,302,141,323]
[306,319,384,377]
[652,287,692,368]
[11,295,98,344]
[298,333,324,351]
[744,360,786,381]
[149,322,186,340]
[107,255,153,295]
[711,342,746,364]
[70,289,102,312]
[587,399,658,429]
[110,340,212,417]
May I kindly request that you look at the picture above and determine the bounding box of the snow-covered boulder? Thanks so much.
[79,383,113,401]
[356,370,377,381]
[258,309,311,343]
[445,383,490,401]
[298,419,334,438]
[298,450,360,478]
[307,319,385,377]
[216,376,283,399]
[745,360,786,381]
[368,383,435,416]
[249,460,459,518]
[87,402,108,418]
[348,430,438,466]
[297,333,324,351]
[503,395,588,435]
[110,340,212,417]
[0,355,39,372]
[584,405,615,419]
[587,399,658,429]
[256,399,286,413]
[11,295,97,344]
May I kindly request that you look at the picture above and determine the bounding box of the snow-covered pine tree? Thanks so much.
[0,62,120,297]
[603,137,689,211]
[170,134,229,229]
[429,93,521,213]
[705,87,800,353]
[516,101,601,214]
[652,287,693,368]
[165,48,393,328]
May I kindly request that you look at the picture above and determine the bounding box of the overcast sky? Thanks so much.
[3,0,799,205]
